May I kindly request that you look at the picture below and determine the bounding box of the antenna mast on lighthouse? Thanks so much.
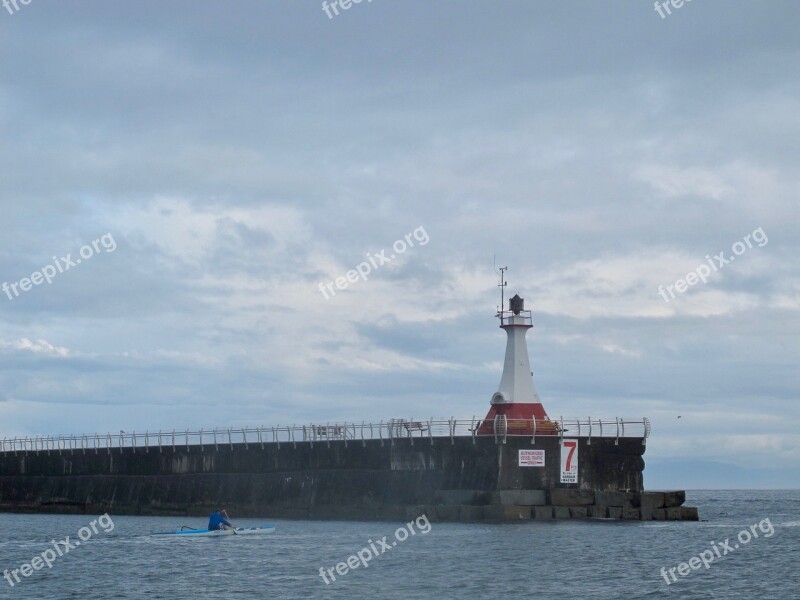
[496,264,507,316]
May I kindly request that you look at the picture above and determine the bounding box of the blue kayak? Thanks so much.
[152,525,276,537]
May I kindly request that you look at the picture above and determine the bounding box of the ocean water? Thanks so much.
[0,490,797,599]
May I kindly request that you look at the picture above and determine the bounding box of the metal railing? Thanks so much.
[497,309,533,327]
[0,416,650,455]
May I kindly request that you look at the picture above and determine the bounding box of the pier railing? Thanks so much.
[0,416,649,455]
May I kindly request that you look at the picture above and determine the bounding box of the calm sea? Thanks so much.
[0,490,797,599]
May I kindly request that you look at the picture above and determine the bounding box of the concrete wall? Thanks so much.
[0,436,648,520]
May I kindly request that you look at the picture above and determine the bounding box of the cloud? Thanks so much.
[0,0,798,487]
[0,338,70,358]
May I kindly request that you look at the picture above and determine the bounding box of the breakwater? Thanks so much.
[0,419,698,521]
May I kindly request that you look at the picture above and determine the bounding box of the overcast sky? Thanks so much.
[1,1,798,488]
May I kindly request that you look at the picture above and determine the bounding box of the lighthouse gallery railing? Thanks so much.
[0,417,650,455]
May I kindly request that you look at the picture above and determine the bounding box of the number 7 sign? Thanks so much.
[560,439,579,483]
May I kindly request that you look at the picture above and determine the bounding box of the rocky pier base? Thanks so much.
[410,489,699,522]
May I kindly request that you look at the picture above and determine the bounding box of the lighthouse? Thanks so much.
[481,271,555,433]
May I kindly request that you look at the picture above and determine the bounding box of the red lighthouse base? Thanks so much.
[477,403,559,435]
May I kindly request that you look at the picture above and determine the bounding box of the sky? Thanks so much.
[0,1,798,489]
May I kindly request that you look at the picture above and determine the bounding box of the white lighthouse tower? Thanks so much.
[491,293,542,407]
[481,269,552,431]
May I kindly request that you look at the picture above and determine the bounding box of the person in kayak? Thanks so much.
[208,509,234,531]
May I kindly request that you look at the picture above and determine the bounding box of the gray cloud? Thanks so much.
[0,0,798,486]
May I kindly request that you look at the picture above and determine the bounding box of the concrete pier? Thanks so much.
[0,435,697,522]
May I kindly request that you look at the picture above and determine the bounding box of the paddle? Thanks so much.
[223,509,237,534]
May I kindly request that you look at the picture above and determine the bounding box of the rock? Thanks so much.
[665,507,684,520]
[663,491,686,508]
[434,490,482,505]
[491,490,547,506]
[607,507,623,519]
[622,508,641,520]
[504,505,532,520]
[569,507,589,519]
[458,505,484,521]
[435,504,460,521]
[595,491,640,509]
[483,505,505,521]
[534,506,554,520]
[589,506,608,518]
[405,505,430,521]
[484,505,531,521]
[550,488,595,506]
[640,492,665,510]
[434,490,491,505]
[554,506,572,519]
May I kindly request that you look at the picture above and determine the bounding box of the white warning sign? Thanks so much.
[518,449,545,467]
[560,439,579,483]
